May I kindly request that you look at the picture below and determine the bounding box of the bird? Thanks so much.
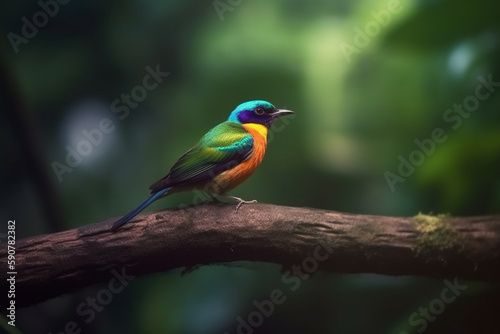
[111,100,294,231]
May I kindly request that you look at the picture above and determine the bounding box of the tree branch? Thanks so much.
[2,203,499,308]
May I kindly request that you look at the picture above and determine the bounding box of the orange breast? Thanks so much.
[210,123,268,193]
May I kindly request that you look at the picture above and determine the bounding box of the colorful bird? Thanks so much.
[111,100,294,231]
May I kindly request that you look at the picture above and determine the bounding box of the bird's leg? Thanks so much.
[221,195,257,210]
[205,192,220,203]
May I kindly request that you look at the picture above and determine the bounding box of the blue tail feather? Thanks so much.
[111,187,171,231]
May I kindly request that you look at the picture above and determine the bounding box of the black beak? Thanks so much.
[271,109,294,118]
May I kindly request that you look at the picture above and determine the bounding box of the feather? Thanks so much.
[149,122,253,192]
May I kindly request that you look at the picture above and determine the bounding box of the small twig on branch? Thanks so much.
[1,203,499,308]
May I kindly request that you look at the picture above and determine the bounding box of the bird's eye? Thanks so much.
[255,107,265,115]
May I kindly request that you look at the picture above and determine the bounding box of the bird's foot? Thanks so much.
[223,195,257,210]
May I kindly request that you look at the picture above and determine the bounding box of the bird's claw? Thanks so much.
[221,195,257,210]
[235,199,257,211]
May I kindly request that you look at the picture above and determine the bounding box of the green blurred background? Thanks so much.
[1,0,499,333]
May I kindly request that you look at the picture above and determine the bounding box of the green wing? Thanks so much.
[150,122,253,192]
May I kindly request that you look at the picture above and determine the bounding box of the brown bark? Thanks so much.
[1,203,499,308]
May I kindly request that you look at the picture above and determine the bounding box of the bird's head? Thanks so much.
[227,100,294,128]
